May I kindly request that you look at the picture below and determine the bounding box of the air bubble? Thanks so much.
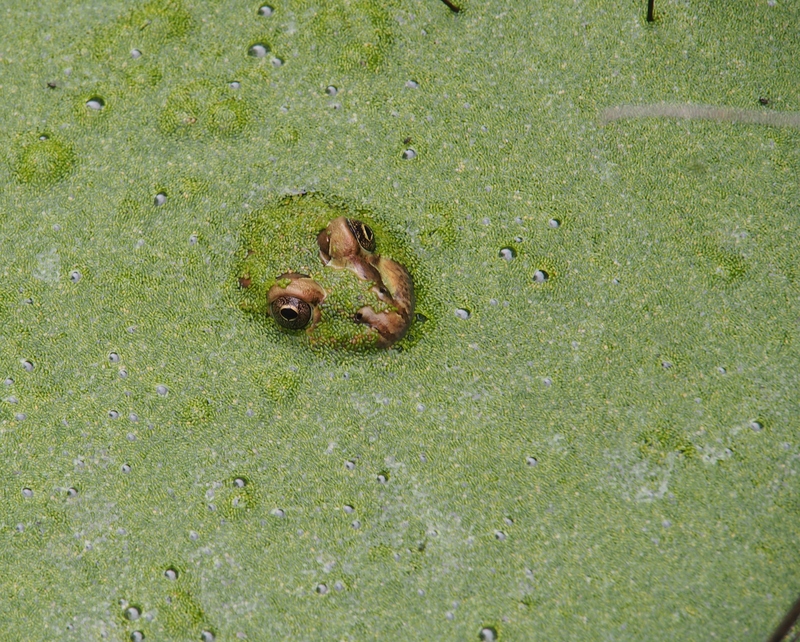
[156,385,168,396]
[122,464,132,473]
[258,5,274,16]
[454,308,470,320]
[494,531,506,541]
[343,504,355,514]
[325,85,338,96]
[69,270,82,283]
[248,43,270,58]
[86,97,105,110]
[234,477,246,488]
[525,456,538,467]
[376,473,388,484]
[154,192,167,206]
[272,508,286,518]
[334,581,344,591]
[22,487,33,498]
[499,247,516,261]
[125,606,141,621]
[129,413,139,422]
[200,631,215,642]
[130,49,142,59]
[405,80,419,89]
[315,583,328,595]
[717,367,726,374]
[271,57,284,67]
[548,218,560,228]
[480,627,498,642]
[661,361,673,370]
[229,81,241,90]
[109,352,120,363]
[351,520,361,530]
[345,460,356,471]
[750,421,763,432]
[21,360,34,372]
[533,270,549,283]
[119,368,128,378]
[503,517,514,526]
[189,531,199,540]
[189,234,198,245]
[67,487,78,497]
[4,378,13,386]
[108,410,120,419]
[131,632,145,642]
[164,568,178,580]
[14,413,26,421]
[542,377,552,387]
[7,396,18,404]
[127,433,137,442]
[402,148,417,160]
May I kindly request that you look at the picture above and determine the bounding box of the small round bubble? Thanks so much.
[548,218,561,228]
[67,487,78,497]
[200,631,215,642]
[156,385,168,396]
[14,413,26,421]
[316,583,328,595]
[750,421,763,432]
[494,530,506,541]
[164,568,178,580]
[229,81,241,90]
[526,456,538,467]
[130,49,142,59]
[86,97,105,110]
[533,269,549,283]
[131,632,144,642]
[480,627,498,642]
[454,308,470,320]
[109,352,120,363]
[325,85,338,96]
[272,508,286,518]
[345,460,356,471]
[69,270,82,283]
[108,410,119,419]
[121,464,131,473]
[351,520,361,530]
[343,504,355,514]
[154,192,167,207]
[402,148,417,160]
[258,5,274,16]
[4,378,13,386]
[125,606,140,621]
[499,247,516,261]
[405,80,419,89]
[21,360,34,372]
[271,57,284,67]
[234,477,246,488]
[248,43,270,58]
[22,487,33,498]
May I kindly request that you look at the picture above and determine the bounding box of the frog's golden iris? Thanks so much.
[266,216,415,348]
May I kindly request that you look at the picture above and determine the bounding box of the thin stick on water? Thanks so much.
[647,0,655,22]
[766,594,800,642]
[439,0,462,13]
[599,104,800,130]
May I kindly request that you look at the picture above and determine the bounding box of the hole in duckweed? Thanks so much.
[164,567,178,580]
[124,605,141,621]
[402,148,417,160]
[455,308,470,320]
[480,627,498,641]
[325,85,338,96]
[131,632,144,642]
[499,247,516,261]
[85,97,105,110]
[533,269,549,283]
[131,49,142,59]
[248,43,270,58]
[22,487,33,498]
[258,5,274,16]
[154,192,167,206]
[316,583,328,595]
[21,360,34,372]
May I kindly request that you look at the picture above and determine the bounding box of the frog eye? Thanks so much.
[346,219,376,252]
[270,296,312,330]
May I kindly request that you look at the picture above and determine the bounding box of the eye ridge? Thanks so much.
[346,218,376,252]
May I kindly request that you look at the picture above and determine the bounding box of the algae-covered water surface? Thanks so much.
[1,0,798,640]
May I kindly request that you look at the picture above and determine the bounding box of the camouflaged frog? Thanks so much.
[236,195,416,350]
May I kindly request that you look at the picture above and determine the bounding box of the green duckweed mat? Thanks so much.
[1,0,799,640]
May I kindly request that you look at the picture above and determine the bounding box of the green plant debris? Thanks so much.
[0,0,799,640]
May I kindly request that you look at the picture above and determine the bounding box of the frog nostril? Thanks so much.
[354,312,364,322]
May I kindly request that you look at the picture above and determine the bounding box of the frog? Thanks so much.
[236,194,416,350]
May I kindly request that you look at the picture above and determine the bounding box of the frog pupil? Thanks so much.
[281,307,298,321]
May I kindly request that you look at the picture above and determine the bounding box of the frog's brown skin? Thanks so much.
[317,216,415,347]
